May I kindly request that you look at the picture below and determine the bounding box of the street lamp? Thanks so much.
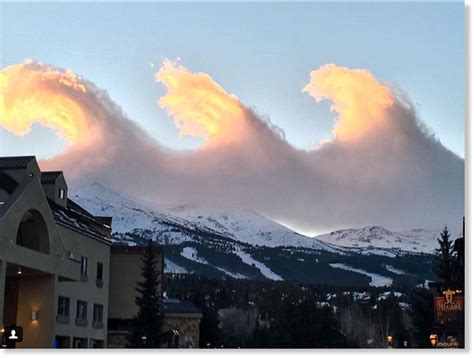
[141,336,147,347]
[430,334,438,348]
[386,335,393,348]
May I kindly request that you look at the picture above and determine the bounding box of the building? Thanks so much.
[108,246,202,348]
[0,156,112,348]
[163,299,203,348]
[1,155,202,349]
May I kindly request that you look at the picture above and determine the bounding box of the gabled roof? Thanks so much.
[48,198,112,243]
[0,156,36,169]
[41,171,63,184]
[164,299,202,315]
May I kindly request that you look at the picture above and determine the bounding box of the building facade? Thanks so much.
[163,299,203,348]
[0,156,112,348]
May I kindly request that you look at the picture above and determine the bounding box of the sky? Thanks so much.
[0,1,465,158]
[0,2,465,235]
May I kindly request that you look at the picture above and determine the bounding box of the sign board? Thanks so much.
[434,289,464,324]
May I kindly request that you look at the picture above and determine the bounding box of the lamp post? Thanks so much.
[430,334,438,348]
[141,335,147,347]
[386,335,393,348]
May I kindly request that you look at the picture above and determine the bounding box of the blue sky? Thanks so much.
[0,2,465,158]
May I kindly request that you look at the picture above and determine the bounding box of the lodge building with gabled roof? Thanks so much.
[0,156,112,348]
[1,156,202,349]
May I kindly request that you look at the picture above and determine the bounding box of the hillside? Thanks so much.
[71,183,436,287]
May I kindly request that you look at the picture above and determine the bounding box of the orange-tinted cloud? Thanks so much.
[303,64,394,141]
[0,60,158,177]
[0,61,91,142]
[156,59,246,145]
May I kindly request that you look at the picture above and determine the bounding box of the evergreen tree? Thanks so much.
[408,288,434,348]
[432,226,454,286]
[128,240,165,348]
[199,300,222,348]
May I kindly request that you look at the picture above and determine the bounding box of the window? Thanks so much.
[58,296,70,317]
[59,188,65,200]
[80,256,88,277]
[96,262,104,288]
[93,304,103,323]
[76,300,87,320]
[96,262,103,280]
[92,304,104,329]
[72,337,88,349]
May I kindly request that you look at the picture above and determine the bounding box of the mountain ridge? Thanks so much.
[72,182,440,254]
[69,183,436,287]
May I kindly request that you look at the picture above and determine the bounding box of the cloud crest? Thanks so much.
[0,62,90,141]
[303,64,394,141]
[156,59,247,145]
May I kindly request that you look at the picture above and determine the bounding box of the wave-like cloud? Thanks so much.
[303,64,394,141]
[0,60,464,234]
[156,59,246,145]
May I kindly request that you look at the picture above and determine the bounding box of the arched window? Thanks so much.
[16,209,50,254]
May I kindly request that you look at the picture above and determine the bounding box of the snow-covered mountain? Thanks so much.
[71,183,338,252]
[73,183,439,254]
[315,226,440,254]
[70,183,436,287]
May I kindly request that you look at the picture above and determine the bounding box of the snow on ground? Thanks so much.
[181,247,208,264]
[385,265,406,275]
[164,258,188,273]
[180,247,245,279]
[352,292,371,301]
[214,267,246,279]
[316,302,330,308]
[358,248,397,258]
[329,263,393,287]
[377,291,402,300]
[416,280,433,288]
[235,250,283,281]
[398,302,410,310]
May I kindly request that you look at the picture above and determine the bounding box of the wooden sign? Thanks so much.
[434,289,464,323]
